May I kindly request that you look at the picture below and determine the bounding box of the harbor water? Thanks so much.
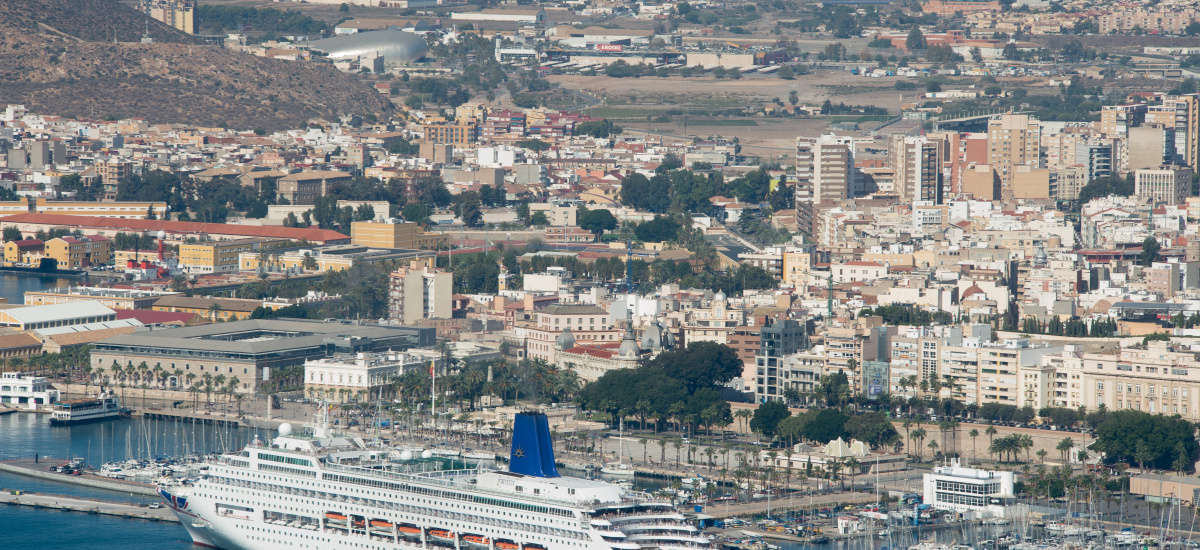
[0,272,73,304]
[0,412,261,550]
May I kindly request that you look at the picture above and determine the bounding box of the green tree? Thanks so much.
[1140,236,1161,266]
[750,401,792,440]
[777,66,795,79]
[906,27,927,50]
[2,226,22,242]
[578,209,618,240]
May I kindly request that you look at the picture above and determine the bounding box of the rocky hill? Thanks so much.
[0,0,393,130]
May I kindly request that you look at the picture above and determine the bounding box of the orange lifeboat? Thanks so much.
[371,520,394,529]
[463,535,491,548]
[326,513,348,521]
[429,529,455,542]
[398,525,422,539]
[496,542,519,550]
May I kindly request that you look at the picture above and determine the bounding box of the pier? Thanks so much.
[0,459,159,496]
[137,408,284,430]
[0,489,178,522]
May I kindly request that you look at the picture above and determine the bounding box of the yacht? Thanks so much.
[49,390,123,426]
[160,411,708,550]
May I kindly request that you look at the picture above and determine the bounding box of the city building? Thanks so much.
[44,235,111,268]
[0,372,59,410]
[796,134,856,203]
[889,135,944,204]
[987,114,1041,190]
[526,303,621,363]
[754,318,809,403]
[923,460,1018,518]
[141,0,196,33]
[4,238,44,266]
[34,200,169,219]
[179,239,280,274]
[351,219,449,250]
[90,319,436,394]
[423,122,478,146]
[1135,166,1193,205]
[0,213,350,245]
[388,260,452,324]
[304,351,441,403]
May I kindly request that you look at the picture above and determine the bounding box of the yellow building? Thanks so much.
[142,0,196,34]
[4,239,45,267]
[179,238,281,274]
[351,220,449,250]
[44,235,111,268]
[34,199,169,219]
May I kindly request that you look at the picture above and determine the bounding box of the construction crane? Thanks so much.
[624,240,656,292]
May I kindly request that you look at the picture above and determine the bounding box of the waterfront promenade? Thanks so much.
[0,458,158,496]
[0,489,178,522]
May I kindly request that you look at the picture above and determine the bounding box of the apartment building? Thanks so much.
[825,317,888,394]
[526,303,621,363]
[95,159,133,200]
[423,122,478,146]
[1135,166,1193,205]
[754,318,808,403]
[796,134,856,204]
[889,135,944,204]
[987,114,1041,189]
[387,261,452,325]
[276,170,353,205]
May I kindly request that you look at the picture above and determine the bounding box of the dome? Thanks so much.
[640,323,661,350]
[277,422,293,436]
[399,450,414,461]
[660,322,676,349]
[961,284,985,300]
[421,449,433,459]
[714,291,726,302]
[1034,244,1048,267]
[309,30,428,64]
[555,327,576,351]
[618,330,640,357]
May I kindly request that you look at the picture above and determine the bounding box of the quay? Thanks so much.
[137,408,284,430]
[0,489,178,522]
[0,458,159,496]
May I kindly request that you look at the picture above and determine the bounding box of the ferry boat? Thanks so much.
[159,410,708,550]
[49,390,123,426]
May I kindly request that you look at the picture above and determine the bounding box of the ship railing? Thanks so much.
[321,462,583,508]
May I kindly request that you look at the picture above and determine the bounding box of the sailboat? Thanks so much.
[600,417,635,477]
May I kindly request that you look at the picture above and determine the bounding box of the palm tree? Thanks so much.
[969,428,980,460]
[1057,437,1074,464]
[910,427,927,461]
[985,424,998,454]
[1037,449,1048,463]
[208,302,223,323]
[845,457,860,496]
[672,438,683,468]
[928,440,939,460]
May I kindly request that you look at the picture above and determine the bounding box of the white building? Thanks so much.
[922,460,1019,518]
[0,372,59,410]
[304,351,442,403]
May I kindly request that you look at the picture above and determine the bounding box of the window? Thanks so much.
[1098,382,1105,390]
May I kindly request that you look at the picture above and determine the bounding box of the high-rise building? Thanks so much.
[754,318,810,403]
[141,0,196,34]
[1157,94,1200,170]
[795,134,856,204]
[1100,104,1147,138]
[889,135,944,204]
[1127,124,1177,171]
[1135,166,1193,205]
[986,114,1041,189]
[387,261,452,324]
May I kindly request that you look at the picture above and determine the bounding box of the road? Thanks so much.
[705,231,757,259]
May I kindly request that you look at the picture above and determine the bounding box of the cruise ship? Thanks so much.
[49,390,123,426]
[159,411,711,550]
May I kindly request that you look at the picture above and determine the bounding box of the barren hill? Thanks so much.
[0,0,393,130]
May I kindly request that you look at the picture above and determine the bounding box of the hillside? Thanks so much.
[0,0,393,130]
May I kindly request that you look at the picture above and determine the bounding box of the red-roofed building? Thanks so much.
[0,213,350,245]
[116,309,206,326]
[553,341,640,382]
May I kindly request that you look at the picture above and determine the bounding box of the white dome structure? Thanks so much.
[421,449,433,459]
[277,422,293,436]
[309,30,428,64]
[399,450,414,461]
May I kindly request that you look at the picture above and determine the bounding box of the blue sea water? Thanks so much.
[0,272,73,304]
[0,412,262,550]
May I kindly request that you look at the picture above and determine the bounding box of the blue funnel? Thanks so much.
[509,412,559,478]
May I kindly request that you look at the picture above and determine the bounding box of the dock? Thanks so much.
[0,489,178,522]
[0,459,159,496]
[138,409,284,430]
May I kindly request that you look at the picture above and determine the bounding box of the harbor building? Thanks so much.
[0,302,117,330]
[0,372,59,410]
[24,287,180,310]
[922,460,1018,518]
[304,351,443,403]
[91,319,435,394]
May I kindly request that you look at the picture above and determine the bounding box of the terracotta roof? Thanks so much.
[0,213,349,243]
[0,332,42,350]
[116,309,204,325]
